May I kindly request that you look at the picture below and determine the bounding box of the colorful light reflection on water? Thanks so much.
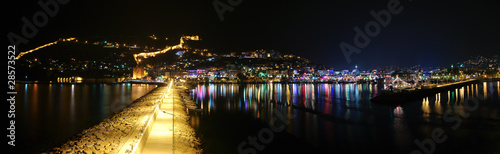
[191,83,382,116]
[190,82,500,153]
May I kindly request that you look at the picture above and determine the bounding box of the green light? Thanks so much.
[259,72,266,77]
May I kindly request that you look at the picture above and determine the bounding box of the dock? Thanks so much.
[370,78,482,104]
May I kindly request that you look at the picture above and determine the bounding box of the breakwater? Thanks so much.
[371,79,482,104]
[48,85,168,153]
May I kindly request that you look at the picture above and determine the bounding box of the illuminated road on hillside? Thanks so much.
[15,36,200,65]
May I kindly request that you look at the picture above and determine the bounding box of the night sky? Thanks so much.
[6,0,500,70]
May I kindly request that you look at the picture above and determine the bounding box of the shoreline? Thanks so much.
[185,80,373,84]
[15,80,165,85]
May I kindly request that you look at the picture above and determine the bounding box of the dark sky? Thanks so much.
[5,0,500,70]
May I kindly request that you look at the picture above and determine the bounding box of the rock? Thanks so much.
[83,147,93,154]
[101,141,111,147]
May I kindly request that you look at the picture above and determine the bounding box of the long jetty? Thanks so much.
[49,81,201,153]
[370,78,484,104]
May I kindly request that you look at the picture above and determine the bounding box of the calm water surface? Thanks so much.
[15,83,157,153]
[189,81,500,153]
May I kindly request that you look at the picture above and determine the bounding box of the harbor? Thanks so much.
[187,81,500,153]
[7,0,499,153]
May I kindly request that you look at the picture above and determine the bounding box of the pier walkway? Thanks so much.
[142,83,175,154]
[436,78,478,88]
[142,81,201,154]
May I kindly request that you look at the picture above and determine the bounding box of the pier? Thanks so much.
[370,78,484,104]
[48,81,201,153]
[142,81,201,153]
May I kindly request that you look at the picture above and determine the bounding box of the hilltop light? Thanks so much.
[132,35,200,64]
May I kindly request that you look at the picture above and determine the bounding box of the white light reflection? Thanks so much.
[435,93,442,114]
[71,84,76,122]
[483,82,487,99]
[422,97,430,122]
